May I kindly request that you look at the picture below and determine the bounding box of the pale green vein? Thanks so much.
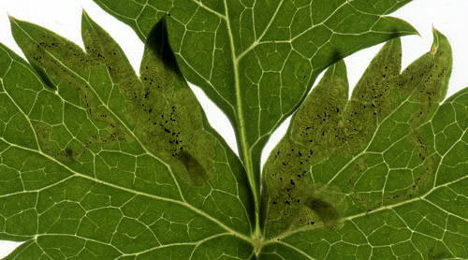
[223,0,261,239]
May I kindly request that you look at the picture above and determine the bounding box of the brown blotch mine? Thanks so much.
[178,150,209,186]
[305,197,340,230]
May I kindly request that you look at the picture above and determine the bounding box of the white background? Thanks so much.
[0,0,467,257]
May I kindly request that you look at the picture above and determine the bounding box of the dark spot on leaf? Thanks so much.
[178,150,209,186]
[146,17,183,76]
[305,197,340,229]
[31,63,56,90]
[64,148,74,161]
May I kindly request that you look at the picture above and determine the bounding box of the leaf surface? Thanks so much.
[0,6,467,260]
[261,31,468,259]
[0,14,254,259]
[92,0,418,201]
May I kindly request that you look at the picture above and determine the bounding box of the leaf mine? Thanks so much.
[261,30,466,260]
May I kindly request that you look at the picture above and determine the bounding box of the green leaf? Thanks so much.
[0,14,254,259]
[261,30,467,259]
[1,8,467,260]
[92,0,418,210]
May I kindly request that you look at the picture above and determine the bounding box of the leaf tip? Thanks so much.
[411,24,422,38]
[384,16,419,38]
[7,14,23,29]
[430,27,450,54]
[8,16,31,33]
[8,16,28,39]
[81,10,95,30]
[81,9,91,22]
[7,14,15,22]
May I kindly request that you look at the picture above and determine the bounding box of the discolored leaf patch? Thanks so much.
[261,30,467,259]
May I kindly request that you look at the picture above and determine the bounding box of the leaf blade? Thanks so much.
[261,30,468,259]
[1,15,254,258]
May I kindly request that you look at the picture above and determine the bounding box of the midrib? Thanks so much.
[222,0,262,239]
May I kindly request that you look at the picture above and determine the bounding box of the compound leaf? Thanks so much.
[0,5,467,260]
